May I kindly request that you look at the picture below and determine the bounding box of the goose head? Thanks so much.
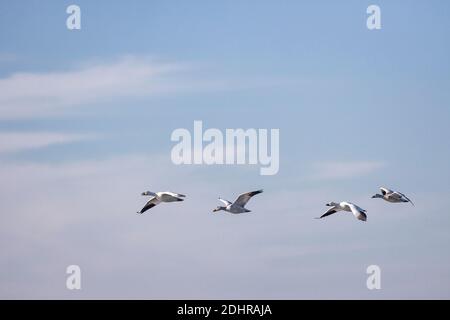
[326,202,339,207]
[213,206,226,213]
[371,194,383,199]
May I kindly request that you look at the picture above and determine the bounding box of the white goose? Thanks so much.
[137,191,186,214]
[372,187,414,206]
[317,201,367,221]
[213,190,263,214]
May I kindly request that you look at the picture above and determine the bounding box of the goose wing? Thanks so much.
[395,191,414,206]
[175,193,186,198]
[348,203,367,221]
[167,192,186,198]
[317,206,338,219]
[233,189,263,207]
[138,197,161,214]
[380,187,392,196]
[160,191,186,198]
[219,198,232,206]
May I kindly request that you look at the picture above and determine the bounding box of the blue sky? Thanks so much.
[1,0,450,299]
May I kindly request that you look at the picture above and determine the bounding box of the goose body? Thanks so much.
[317,201,367,221]
[137,191,186,214]
[372,187,414,206]
[213,190,263,214]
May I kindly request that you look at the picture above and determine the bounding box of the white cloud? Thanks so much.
[0,56,189,119]
[0,56,296,120]
[311,161,386,180]
[0,132,92,154]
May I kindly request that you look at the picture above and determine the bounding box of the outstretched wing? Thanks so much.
[138,197,161,214]
[165,192,186,198]
[233,189,263,207]
[218,198,232,206]
[159,191,186,198]
[348,203,367,221]
[317,207,338,219]
[396,191,414,206]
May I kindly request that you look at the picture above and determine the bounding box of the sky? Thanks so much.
[0,0,450,299]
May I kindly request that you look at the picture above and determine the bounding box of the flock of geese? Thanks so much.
[137,187,414,221]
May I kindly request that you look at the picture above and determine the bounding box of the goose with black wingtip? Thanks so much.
[316,201,368,221]
[137,191,186,214]
[371,187,414,206]
[213,189,263,214]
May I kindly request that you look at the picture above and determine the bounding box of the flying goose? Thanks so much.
[137,191,186,214]
[213,189,263,214]
[372,187,414,206]
[317,201,367,221]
